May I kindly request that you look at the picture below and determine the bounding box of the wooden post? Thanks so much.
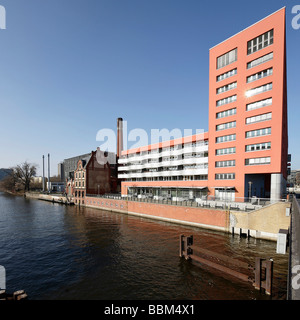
[262,259,273,295]
[179,234,184,257]
[253,258,273,295]
[254,257,262,290]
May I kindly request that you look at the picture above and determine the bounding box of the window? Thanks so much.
[215,173,235,180]
[217,68,237,82]
[247,29,273,55]
[247,67,273,83]
[245,157,271,165]
[216,95,237,107]
[245,142,271,152]
[245,83,272,98]
[247,52,273,69]
[246,112,272,124]
[246,127,271,138]
[217,82,237,94]
[216,134,236,143]
[217,48,237,69]
[246,97,272,111]
[216,108,236,119]
[216,121,236,131]
[215,160,235,168]
[216,147,236,155]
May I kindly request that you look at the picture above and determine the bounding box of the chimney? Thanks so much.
[117,118,123,158]
[42,155,45,192]
[48,153,50,193]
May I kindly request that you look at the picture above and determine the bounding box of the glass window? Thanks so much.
[246,98,272,111]
[217,68,237,82]
[216,95,237,107]
[247,29,274,55]
[216,121,236,131]
[247,52,273,69]
[217,48,237,69]
[246,83,272,98]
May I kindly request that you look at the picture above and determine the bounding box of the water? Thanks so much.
[0,192,288,300]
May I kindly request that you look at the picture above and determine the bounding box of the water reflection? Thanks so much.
[0,192,288,300]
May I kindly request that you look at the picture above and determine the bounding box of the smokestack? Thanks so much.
[42,155,45,192]
[117,118,123,158]
[48,153,50,193]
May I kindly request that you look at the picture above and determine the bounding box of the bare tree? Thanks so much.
[296,172,300,186]
[0,174,15,192]
[13,162,37,191]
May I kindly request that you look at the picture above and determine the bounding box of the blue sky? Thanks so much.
[0,0,299,176]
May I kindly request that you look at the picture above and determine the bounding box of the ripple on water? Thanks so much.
[0,193,288,300]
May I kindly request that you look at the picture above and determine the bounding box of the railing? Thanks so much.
[85,193,287,211]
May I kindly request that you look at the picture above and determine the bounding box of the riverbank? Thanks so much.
[1,191,288,300]
[25,192,291,242]
[25,192,74,205]
[0,189,24,197]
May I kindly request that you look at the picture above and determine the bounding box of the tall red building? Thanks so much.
[208,7,288,200]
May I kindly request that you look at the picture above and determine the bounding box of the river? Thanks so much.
[0,191,288,300]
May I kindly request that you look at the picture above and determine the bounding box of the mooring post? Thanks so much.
[253,258,273,295]
[183,236,188,259]
[179,235,193,259]
[254,257,262,290]
[262,259,273,295]
[179,234,184,257]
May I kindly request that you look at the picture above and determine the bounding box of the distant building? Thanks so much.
[65,148,120,205]
[86,148,118,196]
[63,153,91,182]
[57,162,64,181]
[31,176,44,184]
[49,182,65,193]
[0,168,12,181]
[288,170,300,187]
[73,159,87,205]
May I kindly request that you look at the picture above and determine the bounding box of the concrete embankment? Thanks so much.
[25,192,291,241]
[25,192,73,205]
[84,196,291,241]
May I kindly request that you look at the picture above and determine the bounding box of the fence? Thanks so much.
[87,193,287,212]
[179,235,273,295]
